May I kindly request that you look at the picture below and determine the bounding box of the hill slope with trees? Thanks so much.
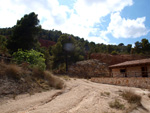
[0,12,150,73]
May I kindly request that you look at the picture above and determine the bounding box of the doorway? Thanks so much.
[141,67,148,77]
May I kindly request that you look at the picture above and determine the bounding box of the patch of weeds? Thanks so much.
[44,71,65,89]
[13,94,16,100]
[121,90,141,105]
[121,90,149,112]
[109,99,125,110]
[6,64,22,80]
[32,67,45,79]
[101,92,110,97]
[125,104,139,113]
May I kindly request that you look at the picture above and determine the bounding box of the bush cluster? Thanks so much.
[12,49,46,70]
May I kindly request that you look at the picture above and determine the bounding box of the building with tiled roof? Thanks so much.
[109,58,150,77]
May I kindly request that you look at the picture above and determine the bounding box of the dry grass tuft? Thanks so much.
[109,99,125,110]
[0,62,23,80]
[0,62,65,99]
[121,90,141,105]
[101,92,110,97]
[32,67,45,78]
[0,62,24,79]
[6,64,22,79]
[44,71,65,89]
[0,62,7,77]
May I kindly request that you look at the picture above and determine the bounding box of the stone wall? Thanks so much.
[91,77,150,89]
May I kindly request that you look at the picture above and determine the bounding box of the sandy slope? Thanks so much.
[0,78,150,113]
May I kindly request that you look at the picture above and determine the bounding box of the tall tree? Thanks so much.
[51,34,84,71]
[7,12,41,52]
[0,35,8,55]
[118,43,124,46]
[141,38,150,53]
[127,44,132,54]
[134,41,142,53]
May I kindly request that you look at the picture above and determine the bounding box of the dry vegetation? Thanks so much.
[44,71,65,89]
[121,90,141,105]
[109,99,125,110]
[119,90,148,112]
[101,91,110,97]
[0,62,65,98]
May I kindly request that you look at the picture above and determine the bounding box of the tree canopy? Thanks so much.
[7,12,41,52]
[51,34,84,70]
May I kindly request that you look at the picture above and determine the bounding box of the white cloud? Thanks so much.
[104,12,149,38]
[1,0,148,44]
[56,0,133,43]
[0,0,70,28]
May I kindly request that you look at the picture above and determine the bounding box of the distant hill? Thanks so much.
[1,27,150,55]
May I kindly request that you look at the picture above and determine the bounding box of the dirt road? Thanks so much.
[0,78,150,113]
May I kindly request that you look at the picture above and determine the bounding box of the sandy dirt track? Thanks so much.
[0,78,150,113]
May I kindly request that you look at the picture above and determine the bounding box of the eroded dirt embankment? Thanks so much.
[0,78,150,113]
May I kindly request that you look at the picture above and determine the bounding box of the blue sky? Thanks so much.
[0,0,149,46]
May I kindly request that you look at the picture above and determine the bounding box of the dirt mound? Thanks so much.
[90,53,149,65]
[68,59,109,78]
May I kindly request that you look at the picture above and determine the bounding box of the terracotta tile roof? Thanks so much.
[109,58,150,68]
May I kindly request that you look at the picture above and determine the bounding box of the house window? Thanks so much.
[120,69,127,77]
[120,69,126,73]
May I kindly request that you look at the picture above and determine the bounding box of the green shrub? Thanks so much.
[111,51,118,55]
[12,49,46,70]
